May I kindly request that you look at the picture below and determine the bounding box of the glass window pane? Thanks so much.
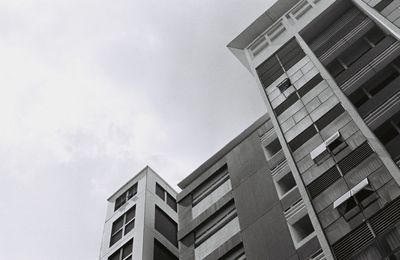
[122,240,133,258]
[112,216,124,234]
[166,194,177,212]
[156,183,165,200]
[125,206,136,223]
[127,184,137,199]
[115,195,126,211]
[110,230,123,247]
[124,220,135,235]
[108,251,120,260]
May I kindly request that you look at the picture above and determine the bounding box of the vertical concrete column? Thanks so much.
[244,16,335,260]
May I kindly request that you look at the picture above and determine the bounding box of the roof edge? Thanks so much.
[178,113,269,189]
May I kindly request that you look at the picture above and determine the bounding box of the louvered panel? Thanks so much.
[307,166,341,199]
[370,196,400,235]
[332,223,374,260]
[260,128,275,144]
[337,142,374,175]
[270,159,288,177]
[288,0,312,20]
[309,250,326,260]
[309,8,360,52]
[284,198,305,222]
[340,41,400,93]
[364,91,400,126]
[319,18,374,64]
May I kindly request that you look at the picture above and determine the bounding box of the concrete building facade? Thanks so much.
[177,115,325,260]
[228,0,400,259]
[99,166,179,260]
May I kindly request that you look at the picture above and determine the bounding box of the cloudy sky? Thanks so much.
[0,0,274,259]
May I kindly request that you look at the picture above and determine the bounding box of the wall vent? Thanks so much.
[370,196,400,236]
[337,142,373,175]
[332,222,374,260]
[307,166,341,199]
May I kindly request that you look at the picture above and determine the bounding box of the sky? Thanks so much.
[0,0,274,259]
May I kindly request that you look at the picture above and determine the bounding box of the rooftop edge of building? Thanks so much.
[177,113,269,189]
[227,0,299,50]
[107,165,178,201]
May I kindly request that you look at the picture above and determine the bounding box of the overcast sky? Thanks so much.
[0,0,274,259]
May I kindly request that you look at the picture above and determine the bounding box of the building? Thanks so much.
[177,114,325,260]
[99,166,179,260]
[228,0,400,259]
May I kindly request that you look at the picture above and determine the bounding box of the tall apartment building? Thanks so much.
[227,0,400,259]
[99,166,179,260]
[177,114,325,260]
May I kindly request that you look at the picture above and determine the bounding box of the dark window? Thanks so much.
[364,26,386,46]
[277,172,296,196]
[337,197,361,221]
[298,74,323,97]
[274,92,299,116]
[288,125,317,152]
[153,239,178,260]
[108,239,133,260]
[156,183,165,200]
[166,194,177,212]
[256,55,284,88]
[155,183,177,212]
[326,59,346,78]
[277,78,291,93]
[154,206,178,247]
[355,186,378,209]
[314,103,345,131]
[327,136,347,155]
[110,206,136,247]
[256,38,305,88]
[115,183,138,211]
[278,39,306,71]
[374,120,399,145]
[375,0,394,12]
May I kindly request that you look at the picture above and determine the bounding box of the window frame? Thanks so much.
[114,183,138,212]
[110,206,136,247]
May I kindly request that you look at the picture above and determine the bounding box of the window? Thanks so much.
[156,183,165,200]
[166,194,177,212]
[265,138,282,159]
[256,38,305,88]
[277,78,291,93]
[154,206,178,247]
[334,178,378,221]
[310,132,347,164]
[314,104,345,131]
[155,183,177,212]
[153,239,178,260]
[288,125,317,152]
[287,213,315,248]
[276,172,296,197]
[108,239,133,260]
[115,183,138,211]
[110,206,136,247]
